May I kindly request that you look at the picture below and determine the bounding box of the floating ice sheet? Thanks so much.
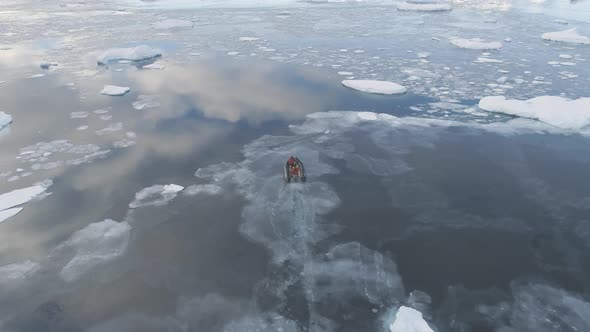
[342,80,407,94]
[479,96,590,130]
[60,219,131,282]
[129,184,184,208]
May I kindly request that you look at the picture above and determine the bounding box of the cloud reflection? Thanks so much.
[130,59,338,124]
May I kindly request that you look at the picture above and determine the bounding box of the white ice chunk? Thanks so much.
[555,19,569,24]
[0,111,12,131]
[337,71,354,76]
[0,207,23,224]
[542,29,590,45]
[70,111,89,119]
[153,19,193,29]
[559,54,572,59]
[96,45,162,65]
[357,112,378,121]
[60,219,131,282]
[342,80,407,95]
[0,184,50,212]
[450,37,503,50]
[479,96,590,130]
[389,306,434,332]
[239,37,259,41]
[397,2,452,11]
[129,184,184,208]
[475,57,503,63]
[100,85,130,96]
[29,74,45,79]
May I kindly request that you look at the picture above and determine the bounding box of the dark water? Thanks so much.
[1,58,590,332]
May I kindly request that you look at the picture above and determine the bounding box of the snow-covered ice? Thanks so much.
[0,182,51,223]
[479,96,590,130]
[389,306,434,332]
[60,219,131,282]
[239,37,259,41]
[397,2,452,11]
[129,184,184,208]
[542,29,590,45]
[153,19,193,29]
[450,38,503,50]
[29,74,45,79]
[96,45,162,65]
[101,85,131,96]
[337,71,354,76]
[342,80,407,95]
[0,111,12,131]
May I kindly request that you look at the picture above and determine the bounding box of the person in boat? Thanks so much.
[287,156,299,176]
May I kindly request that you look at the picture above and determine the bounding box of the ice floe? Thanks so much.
[101,85,130,96]
[0,111,12,131]
[70,111,89,119]
[542,28,590,44]
[389,306,433,332]
[450,38,503,50]
[129,184,184,208]
[397,2,452,11]
[153,19,193,29]
[60,219,131,282]
[342,80,407,94]
[0,181,51,223]
[142,62,164,70]
[132,95,160,110]
[96,45,162,65]
[478,96,590,130]
[239,37,259,41]
[475,57,503,63]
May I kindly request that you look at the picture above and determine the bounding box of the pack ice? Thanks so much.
[479,96,590,130]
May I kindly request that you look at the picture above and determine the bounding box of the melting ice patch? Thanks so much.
[0,111,12,131]
[60,219,131,282]
[449,37,503,50]
[342,80,407,95]
[183,184,222,196]
[542,28,590,45]
[132,95,160,110]
[129,184,184,208]
[389,306,433,332]
[96,45,162,65]
[478,96,590,130]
